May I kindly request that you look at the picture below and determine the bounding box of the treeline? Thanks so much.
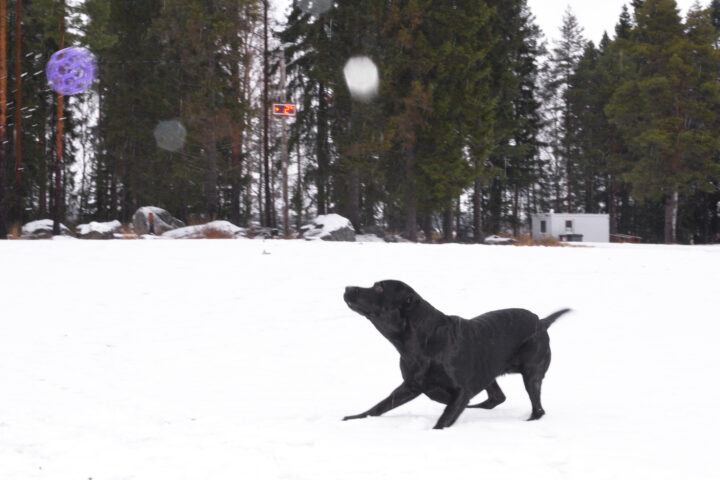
[557,0,720,243]
[0,0,262,237]
[0,0,718,243]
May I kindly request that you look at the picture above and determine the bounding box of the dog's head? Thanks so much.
[344,280,421,345]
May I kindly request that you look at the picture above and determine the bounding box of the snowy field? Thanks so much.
[1,239,719,480]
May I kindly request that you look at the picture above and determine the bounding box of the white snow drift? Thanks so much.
[0,240,718,480]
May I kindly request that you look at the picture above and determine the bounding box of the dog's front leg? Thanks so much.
[433,391,472,429]
[343,382,420,421]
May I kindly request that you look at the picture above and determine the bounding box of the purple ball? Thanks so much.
[46,47,96,95]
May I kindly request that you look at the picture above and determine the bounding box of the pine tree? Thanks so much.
[415,0,493,239]
[617,4,634,36]
[566,41,602,213]
[381,0,434,240]
[480,0,544,238]
[607,0,720,243]
[546,7,586,213]
[711,0,720,45]
[281,2,338,220]
[311,0,386,231]
[92,0,164,221]
[632,0,647,11]
[17,0,65,220]
[381,0,498,241]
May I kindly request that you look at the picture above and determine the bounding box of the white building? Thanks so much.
[530,212,609,243]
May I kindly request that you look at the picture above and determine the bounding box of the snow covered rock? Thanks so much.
[383,233,411,243]
[133,206,185,236]
[21,219,71,239]
[356,234,385,242]
[301,214,356,241]
[162,220,247,239]
[76,220,122,239]
[484,234,516,245]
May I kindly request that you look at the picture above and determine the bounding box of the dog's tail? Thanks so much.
[540,309,571,330]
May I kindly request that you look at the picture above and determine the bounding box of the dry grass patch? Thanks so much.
[116,223,139,239]
[514,235,573,247]
[202,227,235,239]
[7,223,20,240]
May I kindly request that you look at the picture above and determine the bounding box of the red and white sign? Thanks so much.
[272,103,297,117]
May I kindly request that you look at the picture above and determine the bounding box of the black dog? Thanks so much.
[343,280,570,429]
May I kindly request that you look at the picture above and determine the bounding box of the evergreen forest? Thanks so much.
[0,0,719,244]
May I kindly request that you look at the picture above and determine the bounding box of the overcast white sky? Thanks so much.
[528,0,708,45]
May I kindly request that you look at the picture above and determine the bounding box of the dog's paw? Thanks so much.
[527,410,545,421]
[342,414,368,421]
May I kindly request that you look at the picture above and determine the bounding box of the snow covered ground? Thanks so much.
[1,239,719,480]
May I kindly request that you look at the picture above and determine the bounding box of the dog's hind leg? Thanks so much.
[343,382,421,421]
[467,380,506,409]
[522,373,546,420]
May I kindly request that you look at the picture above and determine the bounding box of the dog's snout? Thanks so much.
[344,286,358,302]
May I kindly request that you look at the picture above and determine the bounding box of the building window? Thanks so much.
[540,220,546,233]
[565,220,573,231]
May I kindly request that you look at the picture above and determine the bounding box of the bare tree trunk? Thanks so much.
[316,82,328,215]
[262,0,271,227]
[566,157,573,213]
[296,137,302,230]
[39,118,47,217]
[513,184,520,237]
[348,166,360,231]
[665,145,682,244]
[13,0,22,225]
[257,148,263,225]
[205,136,218,220]
[609,174,617,235]
[422,214,433,243]
[442,206,453,242]
[229,9,246,227]
[230,124,242,225]
[0,0,7,238]
[664,189,678,244]
[473,174,483,243]
[364,181,375,229]
[110,154,117,219]
[404,147,417,242]
[52,7,65,236]
[280,56,289,236]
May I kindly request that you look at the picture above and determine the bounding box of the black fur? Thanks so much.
[343,280,570,429]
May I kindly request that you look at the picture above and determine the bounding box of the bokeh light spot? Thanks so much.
[343,56,379,101]
[154,120,187,152]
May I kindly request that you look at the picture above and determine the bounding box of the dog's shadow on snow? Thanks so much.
[344,407,533,430]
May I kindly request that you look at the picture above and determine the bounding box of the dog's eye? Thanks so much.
[374,285,384,294]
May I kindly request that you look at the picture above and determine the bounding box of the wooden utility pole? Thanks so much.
[296,135,302,230]
[262,0,271,228]
[14,0,22,225]
[280,54,289,236]
[0,0,8,239]
[53,3,65,236]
